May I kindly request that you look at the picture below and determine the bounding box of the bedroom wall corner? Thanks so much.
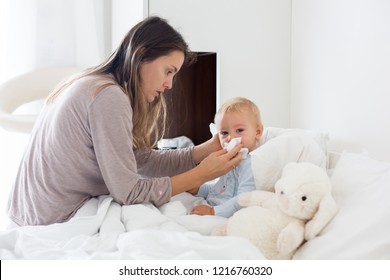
[290,0,390,161]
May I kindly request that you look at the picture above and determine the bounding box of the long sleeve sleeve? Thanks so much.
[89,86,172,207]
[134,147,196,178]
[212,156,256,218]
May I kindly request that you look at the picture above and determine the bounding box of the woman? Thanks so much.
[7,16,242,226]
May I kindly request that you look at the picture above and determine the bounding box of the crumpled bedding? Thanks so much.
[0,193,265,259]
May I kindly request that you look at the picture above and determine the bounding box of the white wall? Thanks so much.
[0,0,111,83]
[111,0,146,50]
[148,0,292,128]
[291,0,390,161]
[0,0,114,230]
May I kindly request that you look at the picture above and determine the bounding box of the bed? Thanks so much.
[0,127,389,260]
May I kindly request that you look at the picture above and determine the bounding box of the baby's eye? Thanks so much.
[220,131,229,138]
[236,128,244,134]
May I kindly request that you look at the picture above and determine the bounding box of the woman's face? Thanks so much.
[139,50,185,102]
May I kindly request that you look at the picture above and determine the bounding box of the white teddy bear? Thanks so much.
[212,162,337,259]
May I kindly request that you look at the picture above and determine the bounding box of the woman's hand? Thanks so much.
[170,144,242,196]
[191,205,214,215]
[209,133,223,152]
[192,134,222,163]
[195,144,243,182]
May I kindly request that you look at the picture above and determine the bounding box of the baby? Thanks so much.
[191,97,263,218]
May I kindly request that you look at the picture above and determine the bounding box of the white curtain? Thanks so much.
[0,0,112,230]
[0,0,111,83]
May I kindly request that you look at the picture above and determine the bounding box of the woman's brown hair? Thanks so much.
[47,16,196,149]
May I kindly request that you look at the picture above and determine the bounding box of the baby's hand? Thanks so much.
[191,205,215,216]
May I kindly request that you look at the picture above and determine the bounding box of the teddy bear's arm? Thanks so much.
[277,219,305,256]
[305,193,338,240]
[237,190,276,207]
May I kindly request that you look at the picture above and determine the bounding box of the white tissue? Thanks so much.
[224,137,249,159]
[209,123,249,159]
[209,123,217,135]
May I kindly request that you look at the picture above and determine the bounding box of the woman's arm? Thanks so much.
[191,134,221,163]
[135,134,221,178]
[90,86,242,205]
[135,148,196,177]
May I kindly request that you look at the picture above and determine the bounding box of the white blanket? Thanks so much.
[0,194,265,259]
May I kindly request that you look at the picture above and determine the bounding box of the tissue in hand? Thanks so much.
[224,137,248,159]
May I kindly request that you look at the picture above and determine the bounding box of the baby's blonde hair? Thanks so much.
[215,97,262,126]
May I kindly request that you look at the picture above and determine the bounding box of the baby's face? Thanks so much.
[215,110,262,152]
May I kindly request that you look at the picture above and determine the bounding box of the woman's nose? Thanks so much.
[163,78,173,89]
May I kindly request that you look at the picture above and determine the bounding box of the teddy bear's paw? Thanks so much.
[277,234,297,255]
[305,221,321,240]
[211,223,227,236]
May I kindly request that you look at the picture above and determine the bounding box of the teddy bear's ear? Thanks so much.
[305,193,338,240]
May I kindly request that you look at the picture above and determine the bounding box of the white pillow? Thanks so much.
[251,128,328,191]
[260,127,329,152]
[294,152,390,259]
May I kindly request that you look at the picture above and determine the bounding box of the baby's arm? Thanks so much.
[189,181,216,215]
[213,197,240,217]
[213,159,257,217]
[195,181,213,198]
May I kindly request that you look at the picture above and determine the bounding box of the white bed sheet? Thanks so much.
[2,128,388,260]
[0,194,265,260]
